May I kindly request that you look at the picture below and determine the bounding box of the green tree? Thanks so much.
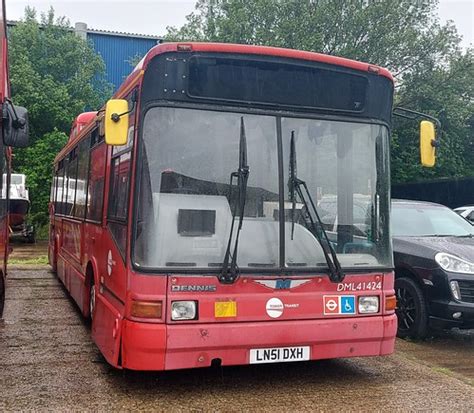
[167,0,473,183]
[392,49,474,182]
[9,7,112,228]
[166,0,461,77]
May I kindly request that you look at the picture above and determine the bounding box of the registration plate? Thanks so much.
[249,346,310,364]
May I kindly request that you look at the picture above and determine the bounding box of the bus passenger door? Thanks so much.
[86,136,124,366]
[104,147,131,303]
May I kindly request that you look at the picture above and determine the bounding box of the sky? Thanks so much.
[5,0,474,49]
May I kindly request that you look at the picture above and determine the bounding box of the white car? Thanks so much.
[454,206,474,223]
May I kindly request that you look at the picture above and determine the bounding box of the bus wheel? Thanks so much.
[395,277,428,339]
[89,279,96,322]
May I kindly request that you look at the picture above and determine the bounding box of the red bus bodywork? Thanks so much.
[49,43,397,370]
[0,0,12,317]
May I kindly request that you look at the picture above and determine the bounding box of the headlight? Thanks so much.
[435,252,474,274]
[358,296,379,314]
[171,301,197,320]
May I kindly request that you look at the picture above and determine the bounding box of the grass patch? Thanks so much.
[431,366,453,375]
[9,255,49,265]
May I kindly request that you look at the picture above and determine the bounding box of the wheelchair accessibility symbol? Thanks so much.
[341,296,356,314]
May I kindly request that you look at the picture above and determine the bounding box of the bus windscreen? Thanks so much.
[187,56,368,112]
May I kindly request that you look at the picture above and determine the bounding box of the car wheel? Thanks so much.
[395,277,429,339]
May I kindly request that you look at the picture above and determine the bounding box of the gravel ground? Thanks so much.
[1,267,473,412]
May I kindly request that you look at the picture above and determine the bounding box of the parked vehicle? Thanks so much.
[49,42,437,371]
[0,0,29,317]
[5,174,34,242]
[392,199,474,338]
[318,194,372,237]
[453,205,474,223]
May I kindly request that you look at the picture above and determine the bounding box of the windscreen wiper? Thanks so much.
[288,131,345,283]
[220,117,249,284]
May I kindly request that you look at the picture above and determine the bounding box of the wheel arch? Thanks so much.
[395,265,425,289]
[85,257,100,288]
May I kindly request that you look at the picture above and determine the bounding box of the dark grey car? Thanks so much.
[392,200,474,338]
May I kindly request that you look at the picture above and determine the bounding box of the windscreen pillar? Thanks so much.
[336,134,354,252]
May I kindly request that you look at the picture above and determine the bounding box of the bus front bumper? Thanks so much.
[120,314,397,371]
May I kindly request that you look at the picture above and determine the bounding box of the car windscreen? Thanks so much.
[392,203,474,237]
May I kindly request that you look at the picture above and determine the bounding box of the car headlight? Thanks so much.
[435,252,474,274]
[171,301,197,320]
[358,296,379,314]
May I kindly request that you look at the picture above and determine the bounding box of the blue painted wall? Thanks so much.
[87,33,159,91]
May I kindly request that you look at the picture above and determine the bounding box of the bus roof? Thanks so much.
[141,42,391,79]
[57,42,394,162]
[117,42,393,98]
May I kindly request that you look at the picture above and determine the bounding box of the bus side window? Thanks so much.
[54,161,62,214]
[86,128,106,222]
[60,157,69,216]
[66,148,78,217]
[74,136,90,219]
[108,152,131,221]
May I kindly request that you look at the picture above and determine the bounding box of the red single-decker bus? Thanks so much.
[49,42,436,370]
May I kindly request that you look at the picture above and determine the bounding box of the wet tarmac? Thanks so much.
[1,265,473,411]
[397,330,474,386]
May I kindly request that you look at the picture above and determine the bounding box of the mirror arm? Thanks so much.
[393,106,442,147]
[393,106,442,130]
[111,100,135,123]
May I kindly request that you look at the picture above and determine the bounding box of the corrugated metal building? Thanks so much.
[7,20,162,91]
[74,23,161,91]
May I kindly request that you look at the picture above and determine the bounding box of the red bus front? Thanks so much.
[52,43,396,370]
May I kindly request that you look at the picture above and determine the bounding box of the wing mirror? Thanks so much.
[104,99,129,146]
[3,101,29,148]
[393,107,441,168]
[420,120,437,167]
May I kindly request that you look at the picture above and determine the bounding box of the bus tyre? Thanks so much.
[395,277,429,339]
[89,279,96,322]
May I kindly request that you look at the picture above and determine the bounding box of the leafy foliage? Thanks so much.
[16,129,68,226]
[9,8,112,227]
[392,49,474,182]
[167,0,474,183]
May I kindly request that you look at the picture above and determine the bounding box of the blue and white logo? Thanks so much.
[340,296,356,314]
